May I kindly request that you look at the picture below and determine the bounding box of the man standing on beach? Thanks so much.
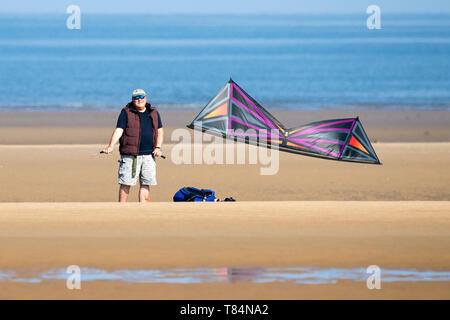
[103,89,163,202]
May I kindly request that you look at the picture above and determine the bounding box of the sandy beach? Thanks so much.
[0,142,449,202]
[3,201,449,269]
[0,110,449,299]
[0,201,449,299]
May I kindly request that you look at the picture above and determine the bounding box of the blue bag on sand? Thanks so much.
[173,187,216,202]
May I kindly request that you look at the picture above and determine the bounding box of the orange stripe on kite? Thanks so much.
[349,135,369,154]
[203,102,228,119]
[286,141,307,149]
[267,139,283,144]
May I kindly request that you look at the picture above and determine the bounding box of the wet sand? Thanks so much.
[0,110,449,144]
[0,202,449,299]
[1,281,449,300]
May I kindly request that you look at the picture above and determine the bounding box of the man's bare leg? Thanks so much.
[139,185,150,202]
[119,184,130,202]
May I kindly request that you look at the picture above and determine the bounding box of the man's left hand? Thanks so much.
[153,147,162,157]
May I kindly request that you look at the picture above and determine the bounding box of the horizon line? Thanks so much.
[1,11,450,15]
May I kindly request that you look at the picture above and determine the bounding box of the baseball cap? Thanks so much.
[132,89,146,98]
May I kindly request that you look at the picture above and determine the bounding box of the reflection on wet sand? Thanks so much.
[1,267,450,284]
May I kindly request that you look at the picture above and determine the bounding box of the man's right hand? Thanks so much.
[104,128,123,154]
[103,145,114,154]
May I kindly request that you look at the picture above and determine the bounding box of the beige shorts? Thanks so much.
[118,155,157,186]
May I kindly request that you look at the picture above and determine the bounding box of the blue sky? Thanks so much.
[2,0,450,14]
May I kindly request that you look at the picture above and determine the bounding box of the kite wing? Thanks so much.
[187,78,286,144]
[283,118,380,164]
[188,79,380,164]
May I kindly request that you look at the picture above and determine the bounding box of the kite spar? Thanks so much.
[188,78,380,164]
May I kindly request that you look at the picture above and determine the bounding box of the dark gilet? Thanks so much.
[119,102,159,156]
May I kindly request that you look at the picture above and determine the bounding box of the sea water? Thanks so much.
[0,13,449,110]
